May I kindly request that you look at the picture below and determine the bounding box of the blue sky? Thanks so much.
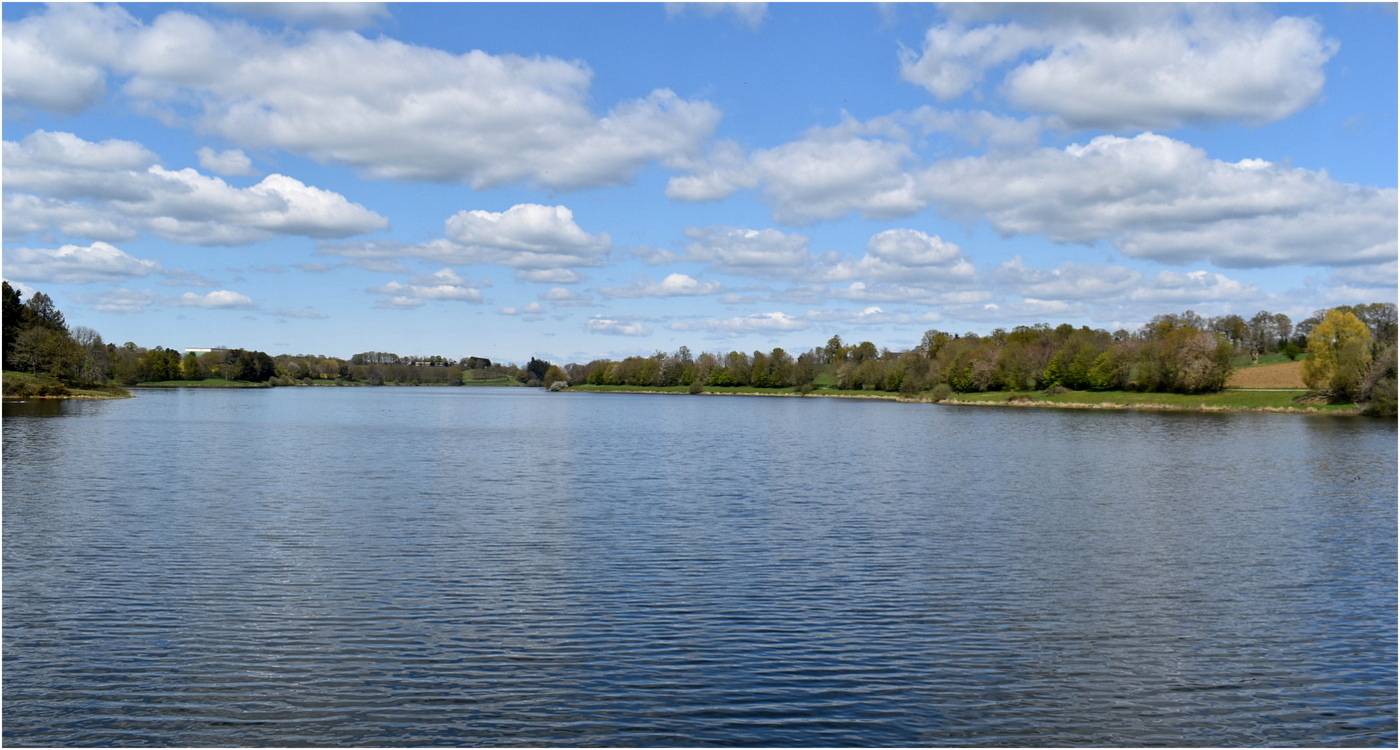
[3,2,1396,365]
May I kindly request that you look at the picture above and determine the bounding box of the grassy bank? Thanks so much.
[460,377,524,387]
[944,389,1357,414]
[3,370,133,399]
[568,382,1359,414]
[135,378,271,388]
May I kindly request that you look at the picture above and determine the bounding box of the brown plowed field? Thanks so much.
[1227,360,1307,389]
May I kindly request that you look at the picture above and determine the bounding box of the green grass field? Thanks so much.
[1230,352,1304,368]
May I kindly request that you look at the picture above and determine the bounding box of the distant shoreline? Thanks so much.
[566,384,1363,415]
[2,377,1365,416]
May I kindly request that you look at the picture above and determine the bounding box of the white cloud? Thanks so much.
[949,298,1088,321]
[2,194,140,243]
[170,289,255,308]
[541,287,596,307]
[368,274,485,307]
[197,147,257,176]
[803,306,944,327]
[586,317,652,336]
[918,133,1397,268]
[444,204,611,269]
[665,3,768,30]
[668,310,809,336]
[271,308,328,319]
[1328,261,1399,292]
[5,242,165,284]
[409,268,466,286]
[3,6,721,189]
[899,21,1048,101]
[747,133,922,225]
[319,203,609,277]
[900,6,1338,130]
[684,226,811,277]
[826,282,992,306]
[815,229,977,287]
[74,287,160,313]
[501,302,546,316]
[1128,270,1263,304]
[663,140,757,202]
[992,257,1142,300]
[600,273,723,298]
[222,3,391,30]
[1,4,135,116]
[516,269,587,284]
[4,130,160,200]
[4,131,389,245]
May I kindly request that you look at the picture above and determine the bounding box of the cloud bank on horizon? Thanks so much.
[2,2,1395,363]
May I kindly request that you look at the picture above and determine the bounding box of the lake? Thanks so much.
[3,387,1395,746]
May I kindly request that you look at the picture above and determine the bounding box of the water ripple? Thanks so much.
[4,390,1395,746]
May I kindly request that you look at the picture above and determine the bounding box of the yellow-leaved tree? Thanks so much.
[1302,309,1373,400]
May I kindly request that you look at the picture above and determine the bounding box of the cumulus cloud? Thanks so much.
[197,147,257,176]
[4,242,164,284]
[75,287,160,313]
[1328,261,1399,292]
[2,194,140,243]
[3,5,721,190]
[668,310,809,336]
[1,4,135,116]
[541,287,596,307]
[170,289,256,308]
[368,271,485,308]
[222,3,391,30]
[992,257,1142,300]
[1128,270,1263,304]
[665,2,768,30]
[4,131,389,245]
[900,5,1338,130]
[500,302,546,316]
[824,282,992,307]
[444,204,611,269]
[951,298,1088,321]
[804,306,944,327]
[815,229,977,287]
[919,133,1397,268]
[684,226,812,277]
[586,317,652,336]
[320,203,612,276]
[599,273,723,298]
[516,269,587,284]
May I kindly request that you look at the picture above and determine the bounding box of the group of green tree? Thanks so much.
[3,281,1394,414]
[2,282,516,392]
[559,304,1397,415]
[2,282,116,394]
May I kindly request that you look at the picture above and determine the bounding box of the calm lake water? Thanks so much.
[3,387,1396,746]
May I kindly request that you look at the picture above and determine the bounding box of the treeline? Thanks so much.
[1,281,520,390]
[275,353,523,386]
[111,345,278,385]
[3,281,1394,413]
[562,305,1397,413]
